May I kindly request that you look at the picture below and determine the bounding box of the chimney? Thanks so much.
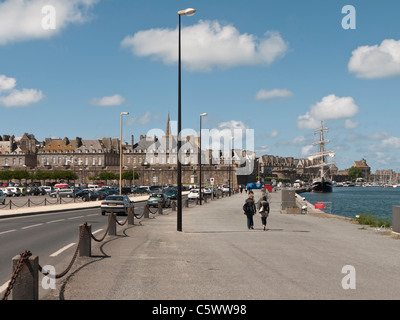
[131,135,134,146]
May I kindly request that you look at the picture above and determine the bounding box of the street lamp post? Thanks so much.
[177,8,196,232]
[199,113,207,205]
[120,112,129,195]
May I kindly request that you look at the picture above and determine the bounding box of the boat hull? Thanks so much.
[312,180,333,193]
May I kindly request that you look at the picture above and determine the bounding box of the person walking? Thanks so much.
[243,191,256,230]
[258,195,270,231]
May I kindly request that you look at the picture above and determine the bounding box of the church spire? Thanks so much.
[166,112,171,137]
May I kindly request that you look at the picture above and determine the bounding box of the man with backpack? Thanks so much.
[243,191,256,229]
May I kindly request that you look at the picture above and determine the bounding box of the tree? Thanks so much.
[99,172,117,185]
[122,171,140,185]
[348,166,363,181]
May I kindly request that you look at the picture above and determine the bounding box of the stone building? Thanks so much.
[352,158,371,179]
[0,134,38,169]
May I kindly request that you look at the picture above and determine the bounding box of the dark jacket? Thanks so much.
[258,200,270,218]
[243,198,256,216]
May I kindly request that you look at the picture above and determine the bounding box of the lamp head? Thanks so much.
[178,8,196,16]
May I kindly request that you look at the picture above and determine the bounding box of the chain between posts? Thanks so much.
[1,195,217,300]
[1,250,32,300]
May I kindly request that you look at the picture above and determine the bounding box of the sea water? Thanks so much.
[301,186,400,222]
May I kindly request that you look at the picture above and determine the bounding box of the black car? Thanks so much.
[132,187,149,194]
[26,187,41,196]
[75,189,98,201]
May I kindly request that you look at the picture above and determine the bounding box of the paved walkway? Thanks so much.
[41,189,400,300]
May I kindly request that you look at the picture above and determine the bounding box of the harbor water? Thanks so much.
[301,186,400,222]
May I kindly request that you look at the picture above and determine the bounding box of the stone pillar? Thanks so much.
[108,214,117,236]
[12,254,39,300]
[79,224,91,257]
[392,206,400,233]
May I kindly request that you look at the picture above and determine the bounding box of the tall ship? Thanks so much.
[307,121,335,193]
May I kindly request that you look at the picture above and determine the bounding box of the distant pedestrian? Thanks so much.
[240,185,243,193]
[243,191,256,230]
[257,195,270,231]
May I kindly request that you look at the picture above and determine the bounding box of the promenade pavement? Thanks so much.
[42,189,400,300]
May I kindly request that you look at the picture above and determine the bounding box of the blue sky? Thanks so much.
[1,0,400,172]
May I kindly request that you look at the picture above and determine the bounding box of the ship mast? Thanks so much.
[307,121,335,179]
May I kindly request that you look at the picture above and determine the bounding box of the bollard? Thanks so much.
[144,204,150,219]
[128,207,135,225]
[158,203,163,215]
[79,224,91,257]
[171,201,176,211]
[195,198,199,205]
[108,213,117,236]
[12,254,39,300]
[204,195,208,203]
[184,199,189,208]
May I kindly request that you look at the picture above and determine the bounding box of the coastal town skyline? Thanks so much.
[1,1,400,172]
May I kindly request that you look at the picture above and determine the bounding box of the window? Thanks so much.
[92,157,96,166]
[98,157,102,166]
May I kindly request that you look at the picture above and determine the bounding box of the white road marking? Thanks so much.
[46,219,66,224]
[0,229,16,236]
[67,216,84,220]
[50,243,76,257]
[21,223,43,230]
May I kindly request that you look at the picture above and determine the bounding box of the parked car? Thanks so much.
[6,187,21,197]
[41,186,54,194]
[147,193,171,208]
[49,188,75,198]
[188,189,201,200]
[75,189,98,201]
[1,188,13,197]
[220,185,230,193]
[0,190,5,205]
[132,187,149,194]
[101,195,134,216]
[26,187,42,196]
[163,189,178,200]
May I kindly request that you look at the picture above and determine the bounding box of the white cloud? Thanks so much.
[0,89,43,107]
[255,88,293,102]
[121,20,289,72]
[344,119,359,129]
[269,130,279,138]
[301,145,313,156]
[0,74,43,107]
[218,120,247,131]
[348,39,400,79]
[0,75,16,92]
[0,0,98,45]
[126,111,159,126]
[89,94,125,106]
[297,94,359,129]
